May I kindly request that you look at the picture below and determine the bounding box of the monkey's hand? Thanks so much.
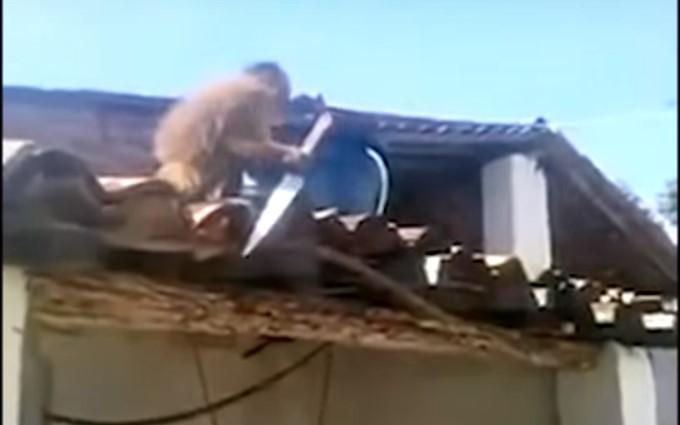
[281,147,311,172]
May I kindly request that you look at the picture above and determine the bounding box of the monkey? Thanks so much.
[153,62,306,202]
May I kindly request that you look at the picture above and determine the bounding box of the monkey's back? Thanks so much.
[153,75,271,166]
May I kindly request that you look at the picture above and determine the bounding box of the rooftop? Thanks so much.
[2,86,677,367]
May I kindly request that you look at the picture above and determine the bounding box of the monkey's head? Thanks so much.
[245,61,291,126]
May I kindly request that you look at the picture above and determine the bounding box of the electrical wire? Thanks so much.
[315,347,334,425]
[47,343,329,425]
[190,342,219,425]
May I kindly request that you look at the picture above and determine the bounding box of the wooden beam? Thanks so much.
[29,270,598,370]
[541,132,677,291]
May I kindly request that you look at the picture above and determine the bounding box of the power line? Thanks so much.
[48,343,330,425]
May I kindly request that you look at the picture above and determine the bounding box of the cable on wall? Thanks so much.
[47,343,329,425]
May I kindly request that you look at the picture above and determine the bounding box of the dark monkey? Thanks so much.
[153,62,305,202]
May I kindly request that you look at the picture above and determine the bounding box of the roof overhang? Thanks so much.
[29,269,598,370]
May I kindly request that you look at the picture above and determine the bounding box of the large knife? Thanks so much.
[241,111,334,257]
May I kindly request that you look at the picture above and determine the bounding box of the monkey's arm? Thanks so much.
[226,116,306,166]
[229,137,300,163]
[221,86,308,168]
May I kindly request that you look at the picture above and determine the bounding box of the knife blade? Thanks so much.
[241,111,334,257]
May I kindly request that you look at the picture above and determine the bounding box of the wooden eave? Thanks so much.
[29,270,598,370]
[538,131,677,294]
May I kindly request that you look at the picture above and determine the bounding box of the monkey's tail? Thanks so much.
[314,245,452,323]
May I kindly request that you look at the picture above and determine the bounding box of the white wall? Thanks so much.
[37,328,559,425]
[8,270,673,425]
[557,343,664,425]
[482,154,552,281]
[3,267,28,425]
[649,349,678,425]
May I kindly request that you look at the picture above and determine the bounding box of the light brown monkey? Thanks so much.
[153,62,305,202]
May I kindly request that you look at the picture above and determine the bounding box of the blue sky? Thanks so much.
[3,0,677,215]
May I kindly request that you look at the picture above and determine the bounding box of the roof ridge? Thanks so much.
[5,85,547,129]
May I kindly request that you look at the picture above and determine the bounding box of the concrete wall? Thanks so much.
[37,328,559,425]
[558,343,660,425]
[558,343,679,425]
[5,273,675,425]
[3,267,28,425]
[649,349,678,425]
[482,154,551,281]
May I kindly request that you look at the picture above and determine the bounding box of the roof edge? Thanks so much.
[540,131,677,291]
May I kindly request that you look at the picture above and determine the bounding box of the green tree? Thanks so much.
[658,179,677,226]
[617,180,655,221]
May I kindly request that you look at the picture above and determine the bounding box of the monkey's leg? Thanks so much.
[156,162,207,201]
